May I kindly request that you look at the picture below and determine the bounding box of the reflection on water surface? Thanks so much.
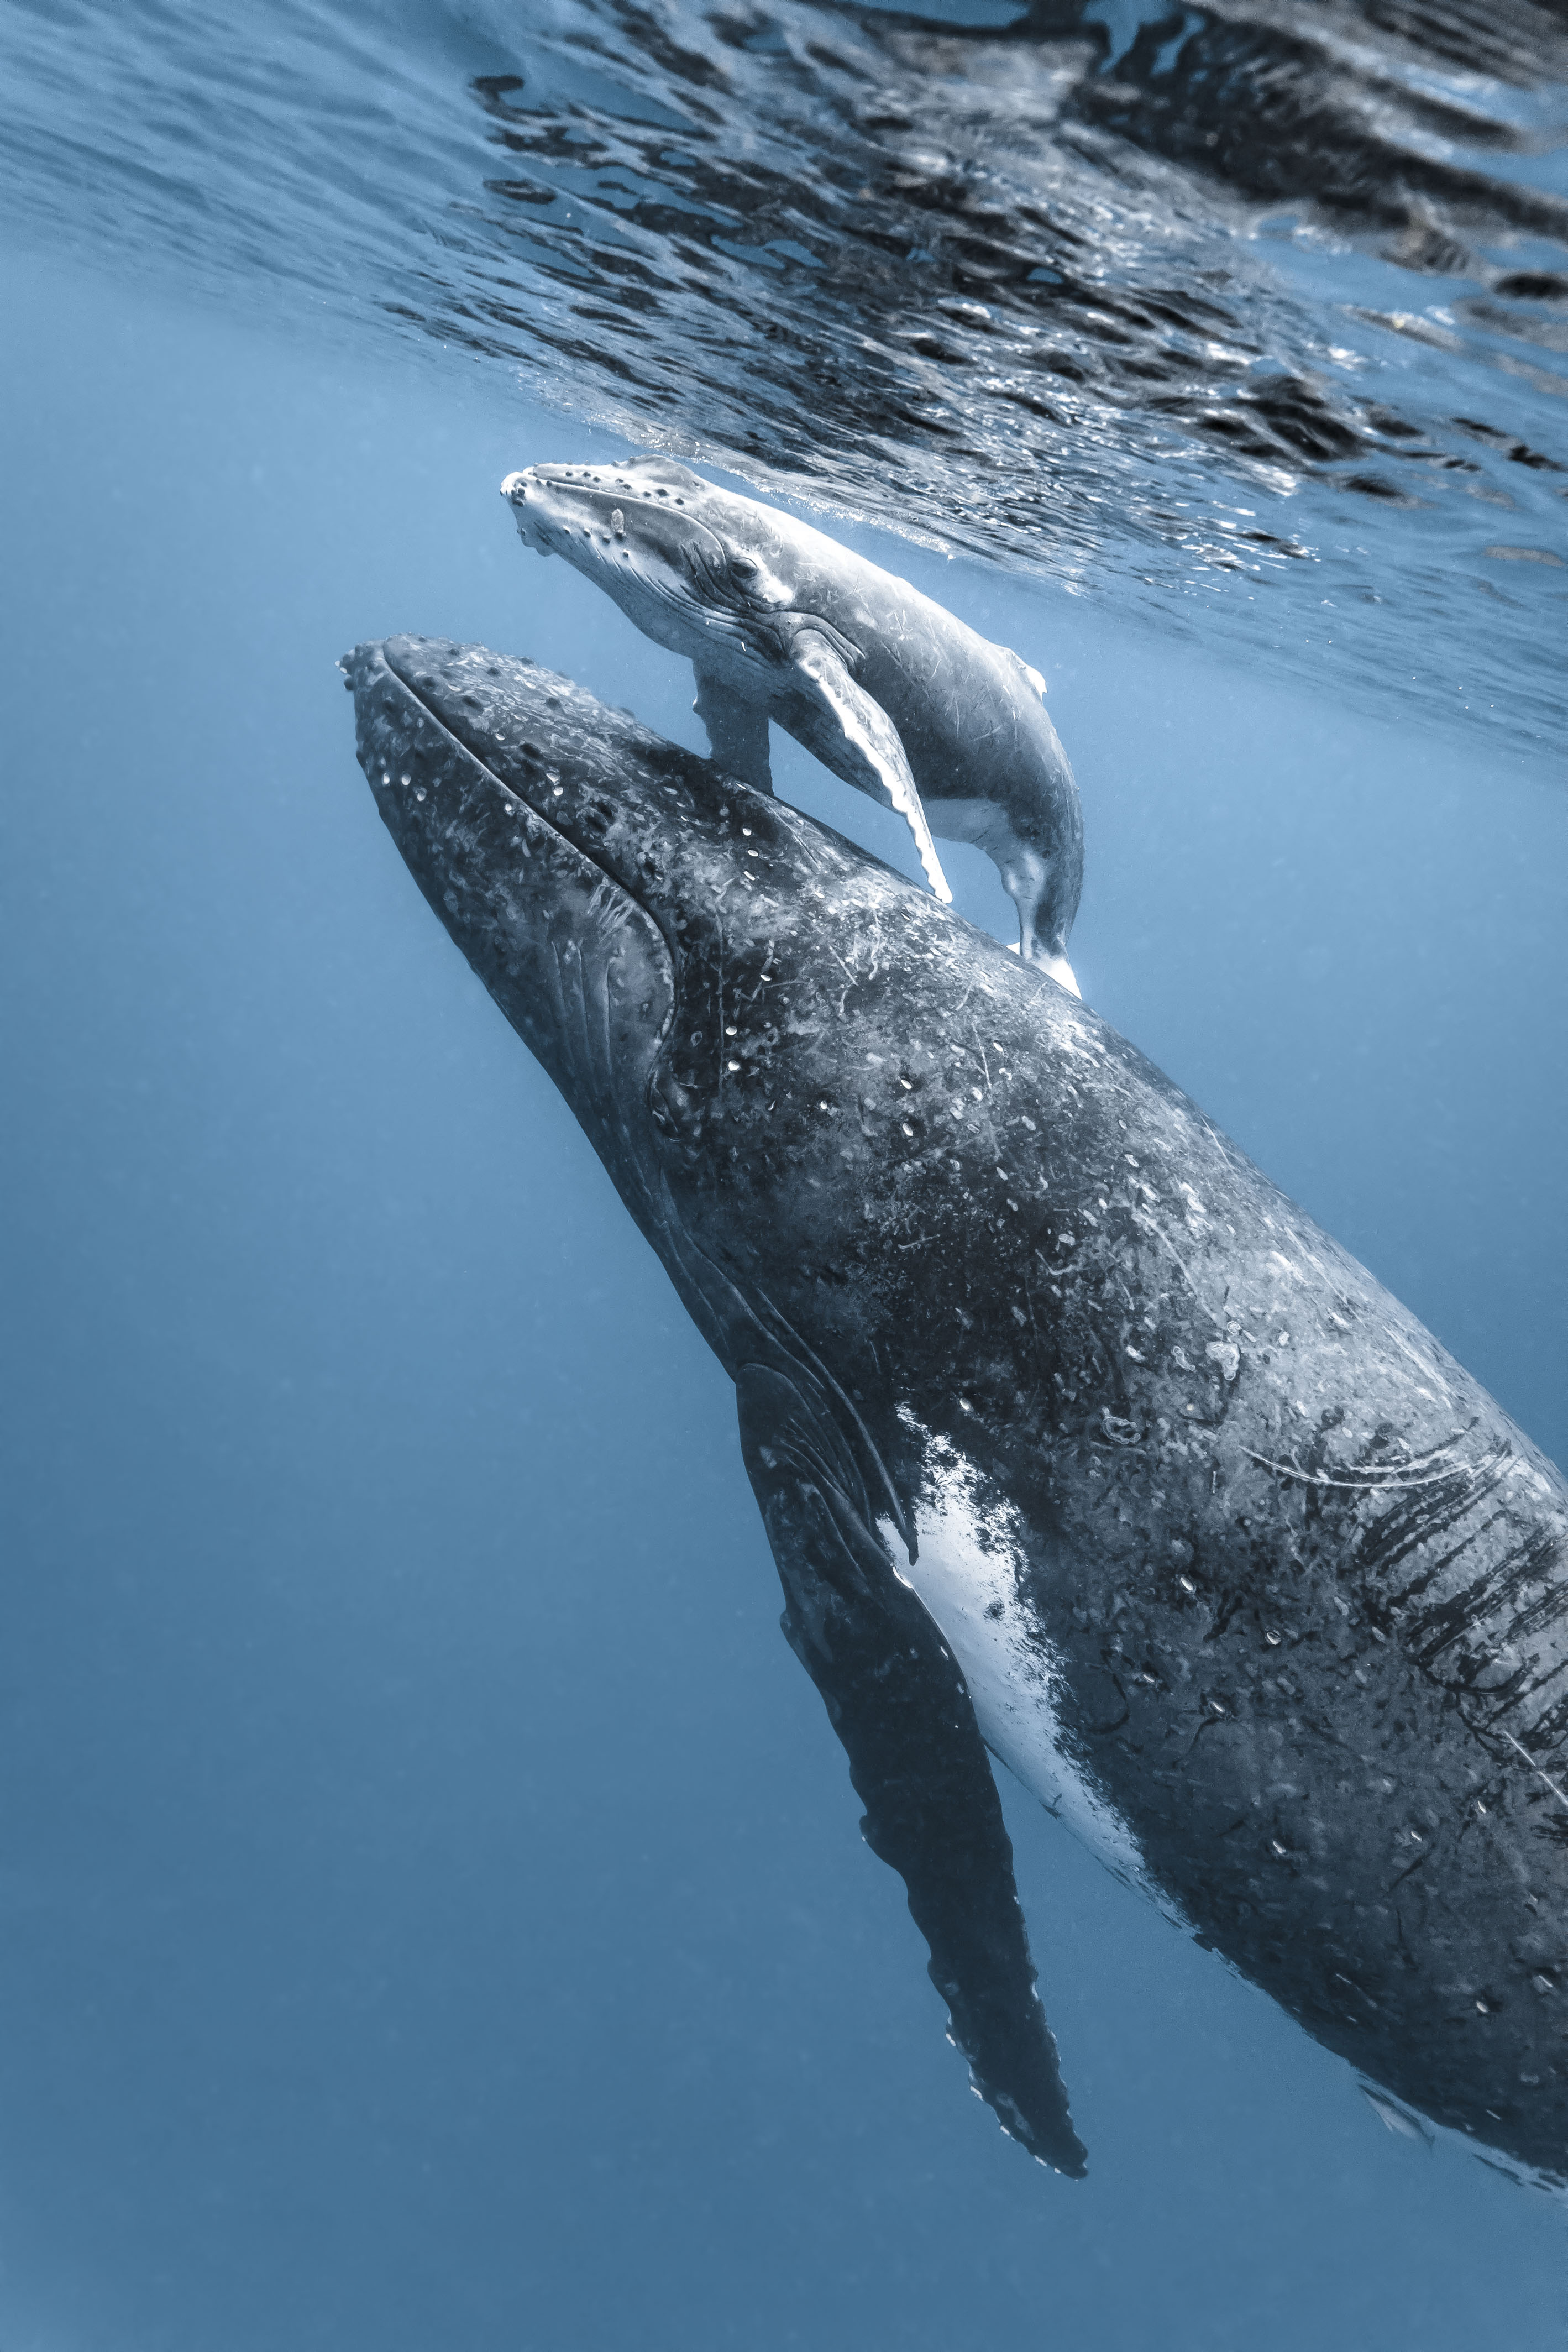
[3,0,1565,744]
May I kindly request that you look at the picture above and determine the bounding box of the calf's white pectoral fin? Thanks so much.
[693,667,773,791]
[788,636,953,904]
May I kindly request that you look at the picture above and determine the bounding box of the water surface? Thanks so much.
[4,0,1566,741]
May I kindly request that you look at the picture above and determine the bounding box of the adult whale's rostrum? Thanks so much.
[344,636,1568,2184]
[500,458,1085,994]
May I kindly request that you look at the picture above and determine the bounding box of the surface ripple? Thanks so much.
[3,0,1564,746]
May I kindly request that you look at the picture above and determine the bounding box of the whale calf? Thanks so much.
[501,459,1084,994]
[344,636,1568,2184]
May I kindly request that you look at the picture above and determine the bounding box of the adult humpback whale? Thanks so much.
[500,459,1084,994]
[344,636,1568,2185]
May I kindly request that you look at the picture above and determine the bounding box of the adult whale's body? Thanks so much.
[501,459,1084,992]
[345,636,1568,2184]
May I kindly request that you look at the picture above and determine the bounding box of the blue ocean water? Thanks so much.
[1,1,1566,2342]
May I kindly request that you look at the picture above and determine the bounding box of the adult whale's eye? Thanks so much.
[731,554,757,575]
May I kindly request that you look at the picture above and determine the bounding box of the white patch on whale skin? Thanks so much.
[880,1423,1157,1901]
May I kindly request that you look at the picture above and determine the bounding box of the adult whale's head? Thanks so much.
[340,630,1036,1431]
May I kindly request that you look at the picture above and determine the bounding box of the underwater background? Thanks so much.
[2,0,1566,2344]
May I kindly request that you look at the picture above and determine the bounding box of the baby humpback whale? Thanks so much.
[344,636,1568,2185]
[500,458,1084,994]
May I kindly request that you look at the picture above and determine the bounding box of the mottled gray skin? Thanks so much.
[345,636,1568,2185]
[500,457,1084,992]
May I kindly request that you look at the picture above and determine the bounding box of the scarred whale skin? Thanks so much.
[501,457,1084,991]
[344,635,1568,2186]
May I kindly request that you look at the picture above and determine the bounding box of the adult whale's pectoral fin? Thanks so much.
[736,1363,1087,2177]
[693,668,773,792]
[785,635,953,905]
